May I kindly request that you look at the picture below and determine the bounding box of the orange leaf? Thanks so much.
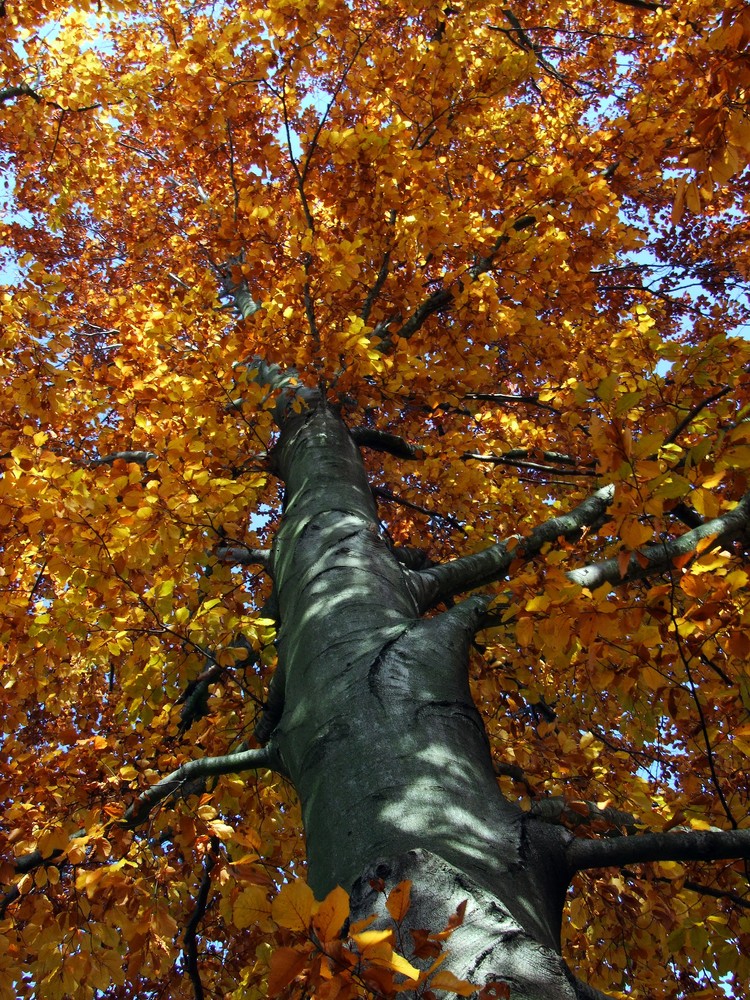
[314,885,350,941]
[478,982,511,999]
[430,969,477,995]
[672,178,686,223]
[672,551,693,571]
[267,947,309,996]
[386,880,412,923]
[617,549,631,579]
[695,533,718,555]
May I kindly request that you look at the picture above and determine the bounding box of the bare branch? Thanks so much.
[90,450,158,467]
[373,485,465,532]
[567,827,750,876]
[678,877,750,911]
[183,848,218,1000]
[664,386,732,446]
[410,485,614,611]
[351,427,424,460]
[386,216,536,344]
[0,83,43,104]
[464,392,559,413]
[124,747,274,827]
[464,449,597,478]
[530,797,639,834]
[568,491,750,589]
[215,545,272,569]
[361,209,397,323]
[611,0,662,10]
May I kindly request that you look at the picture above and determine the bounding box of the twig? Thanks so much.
[664,387,731,446]
[183,847,218,1000]
[372,485,465,532]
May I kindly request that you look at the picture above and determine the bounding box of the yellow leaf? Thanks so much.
[234,885,273,931]
[619,519,652,549]
[208,820,235,840]
[272,879,315,931]
[525,595,550,613]
[700,469,725,490]
[516,618,534,647]
[313,885,349,941]
[384,949,421,981]
[640,666,665,691]
[351,928,393,949]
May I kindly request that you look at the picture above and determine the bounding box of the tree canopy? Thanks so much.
[1,1,750,998]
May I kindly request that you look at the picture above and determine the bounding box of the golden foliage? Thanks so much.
[1,0,750,997]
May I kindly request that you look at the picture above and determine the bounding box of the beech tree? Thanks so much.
[2,0,750,998]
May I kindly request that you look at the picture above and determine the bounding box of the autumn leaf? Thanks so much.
[385,880,412,923]
[313,885,350,941]
[430,969,477,995]
[267,946,309,996]
[3,1,750,998]
[272,880,316,932]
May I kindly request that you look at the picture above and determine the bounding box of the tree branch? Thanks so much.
[463,449,597,478]
[611,0,662,10]
[214,544,272,569]
[664,386,731,447]
[464,392,559,413]
[568,491,750,589]
[183,848,218,1000]
[410,485,615,610]
[567,827,750,875]
[373,485,465,532]
[360,210,396,323]
[90,450,158,467]
[123,747,274,827]
[384,217,535,344]
[0,83,43,104]
[351,427,424,460]
[530,797,639,834]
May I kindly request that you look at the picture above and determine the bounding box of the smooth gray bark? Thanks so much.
[262,400,579,996]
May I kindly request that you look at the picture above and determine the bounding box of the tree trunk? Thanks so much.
[263,398,582,999]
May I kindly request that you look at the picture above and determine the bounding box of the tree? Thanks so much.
[1,0,750,997]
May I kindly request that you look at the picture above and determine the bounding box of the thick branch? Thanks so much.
[568,491,750,589]
[214,544,272,568]
[410,485,614,610]
[530,797,639,834]
[351,427,424,460]
[567,827,750,875]
[123,747,273,827]
[414,483,750,611]
[0,83,43,104]
[218,255,262,319]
